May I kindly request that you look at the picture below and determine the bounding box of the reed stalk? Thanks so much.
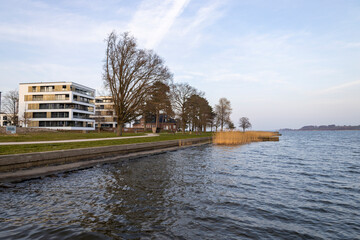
[213,131,279,145]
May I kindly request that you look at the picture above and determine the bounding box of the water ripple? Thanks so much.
[1,131,360,239]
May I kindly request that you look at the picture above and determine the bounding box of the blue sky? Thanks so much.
[0,0,359,130]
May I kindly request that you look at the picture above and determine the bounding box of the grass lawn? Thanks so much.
[0,131,145,142]
[0,133,213,155]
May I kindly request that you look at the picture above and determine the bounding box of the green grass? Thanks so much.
[0,131,145,142]
[0,133,213,155]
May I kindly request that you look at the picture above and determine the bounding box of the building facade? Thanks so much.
[0,113,9,127]
[18,82,95,130]
[133,114,177,131]
[92,96,117,129]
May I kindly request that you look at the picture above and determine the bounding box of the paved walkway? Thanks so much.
[0,133,159,146]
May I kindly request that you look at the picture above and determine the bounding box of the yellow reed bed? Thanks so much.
[213,131,279,145]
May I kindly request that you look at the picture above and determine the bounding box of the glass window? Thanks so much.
[51,112,69,118]
[33,112,47,118]
[33,95,43,101]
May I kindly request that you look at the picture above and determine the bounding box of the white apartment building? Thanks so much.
[0,113,9,127]
[18,82,95,130]
[92,96,117,128]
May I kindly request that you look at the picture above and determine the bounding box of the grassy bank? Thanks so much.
[213,131,279,145]
[0,131,145,142]
[0,133,212,155]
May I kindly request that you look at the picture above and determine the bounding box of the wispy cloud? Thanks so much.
[176,69,288,85]
[0,22,117,44]
[164,0,226,49]
[181,0,225,35]
[0,61,100,83]
[343,42,360,48]
[316,80,360,94]
[129,0,190,49]
[0,1,127,45]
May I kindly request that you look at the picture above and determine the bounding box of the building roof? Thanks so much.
[19,82,95,91]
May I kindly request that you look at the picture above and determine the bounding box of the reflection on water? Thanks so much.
[1,131,360,239]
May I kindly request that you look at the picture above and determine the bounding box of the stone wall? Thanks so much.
[0,137,212,173]
[0,127,57,134]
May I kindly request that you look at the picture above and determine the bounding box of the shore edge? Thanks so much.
[0,137,211,183]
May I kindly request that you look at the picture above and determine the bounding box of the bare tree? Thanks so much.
[3,90,19,126]
[171,83,197,133]
[103,31,172,136]
[214,97,232,131]
[239,117,252,132]
[21,106,31,127]
[94,115,105,133]
[214,113,220,132]
[209,110,216,132]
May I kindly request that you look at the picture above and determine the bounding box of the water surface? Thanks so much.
[1,131,360,239]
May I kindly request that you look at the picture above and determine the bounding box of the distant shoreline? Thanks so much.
[280,125,360,131]
[280,129,360,131]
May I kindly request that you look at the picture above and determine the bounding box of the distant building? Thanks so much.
[18,82,95,130]
[0,113,9,127]
[91,96,117,128]
[133,114,177,131]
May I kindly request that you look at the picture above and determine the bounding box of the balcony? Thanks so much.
[72,87,95,97]
[55,94,70,101]
[73,113,90,119]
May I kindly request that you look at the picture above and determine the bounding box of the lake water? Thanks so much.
[1,131,360,239]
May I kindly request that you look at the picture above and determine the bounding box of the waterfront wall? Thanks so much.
[0,137,212,174]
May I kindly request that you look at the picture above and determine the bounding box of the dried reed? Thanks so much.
[213,131,279,145]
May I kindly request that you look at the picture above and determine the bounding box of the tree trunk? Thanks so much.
[155,110,159,129]
[182,120,186,134]
[143,113,146,132]
[117,122,123,136]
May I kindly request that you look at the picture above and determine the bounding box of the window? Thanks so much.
[51,112,69,118]
[39,121,65,127]
[73,113,89,119]
[32,86,36,92]
[32,95,43,101]
[33,112,47,118]
[55,94,69,100]
[3,116,7,120]
[40,86,54,92]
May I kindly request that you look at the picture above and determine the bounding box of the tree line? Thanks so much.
[103,31,252,136]
[1,31,252,134]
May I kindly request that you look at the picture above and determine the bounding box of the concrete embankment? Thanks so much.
[0,137,211,183]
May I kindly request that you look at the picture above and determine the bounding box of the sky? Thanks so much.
[0,0,359,130]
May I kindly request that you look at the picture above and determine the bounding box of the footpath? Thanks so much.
[0,133,159,145]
